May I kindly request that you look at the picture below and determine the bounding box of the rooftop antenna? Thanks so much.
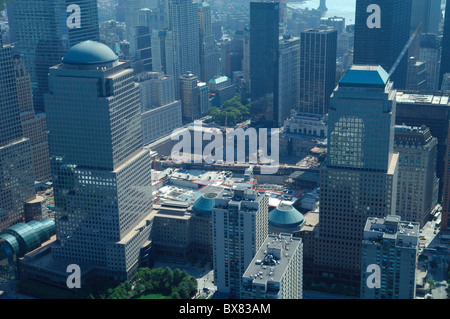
[388,22,422,77]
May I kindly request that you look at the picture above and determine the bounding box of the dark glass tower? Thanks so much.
[354,0,412,89]
[7,0,100,113]
[439,2,450,89]
[250,0,280,127]
[299,27,337,116]
[66,0,101,47]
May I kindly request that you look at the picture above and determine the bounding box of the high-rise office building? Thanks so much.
[0,36,36,231]
[151,29,175,75]
[130,26,153,73]
[124,0,153,40]
[65,0,100,47]
[314,65,399,288]
[179,72,201,123]
[405,56,427,91]
[250,0,280,127]
[198,81,210,115]
[241,233,303,299]
[243,26,251,93]
[136,71,182,144]
[7,0,68,113]
[198,1,218,83]
[360,215,419,299]
[419,33,441,92]
[7,0,101,113]
[354,0,412,89]
[44,41,154,281]
[139,4,167,32]
[395,91,450,200]
[13,53,52,182]
[299,27,337,116]
[394,125,439,227]
[278,35,300,127]
[410,0,441,35]
[439,2,450,90]
[442,126,450,231]
[130,5,168,73]
[213,186,269,298]
[167,0,201,86]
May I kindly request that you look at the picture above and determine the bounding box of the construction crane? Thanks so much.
[389,22,422,77]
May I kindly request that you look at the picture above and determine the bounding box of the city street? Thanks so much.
[417,213,449,299]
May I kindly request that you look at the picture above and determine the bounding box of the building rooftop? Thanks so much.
[340,65,390,86]
[63,41,119,65]
[269,204,305,230]
[243,234,302,286]
[363,215,419,249]
[395,91,450,105]
[192,193,217,215]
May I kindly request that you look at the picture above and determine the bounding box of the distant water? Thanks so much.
[288,0,357,26]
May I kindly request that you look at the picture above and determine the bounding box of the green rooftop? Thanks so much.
[269,204,305,230]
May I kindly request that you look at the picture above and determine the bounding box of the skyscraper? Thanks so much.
[442,127,450,231]
[7,0,67,113]
[354,0,412,89]
[65,0,100,47]
[314,65,399,289]
[7,0,101,113]
[360,216,419,299]
[419,33,441,92]
[137,71,182,144]
[439,1,450,90]
[394,125,439,227]
[151,29,175,75]
[278,35,300,126]
[250,0,280,127]
[299,27,337,116]
[198,1,218,83]
[179,71,201,123]
[0,36,36,231]
[167,0,201,87]
[213,186,269,299]
[13,52,52,182]
[410,0,442,34]
[44,41,153,281]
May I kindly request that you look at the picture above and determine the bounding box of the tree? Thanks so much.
[173,268,183,286]
[427,279,435,292]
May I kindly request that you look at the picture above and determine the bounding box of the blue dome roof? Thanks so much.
[63,41,118,65]
[269,204,305,229]
[193,193,217,215]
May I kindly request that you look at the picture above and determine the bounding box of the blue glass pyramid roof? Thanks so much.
[340,65,389,86]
